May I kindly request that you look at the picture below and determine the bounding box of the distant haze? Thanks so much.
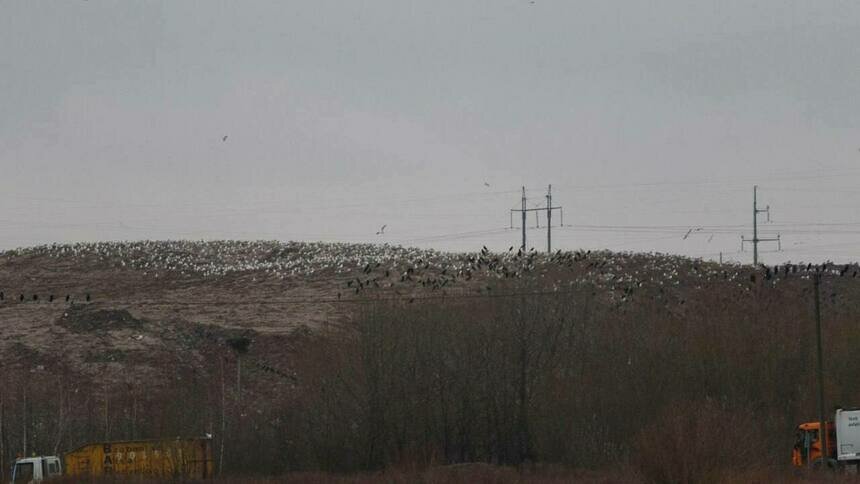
[2,1,860,264]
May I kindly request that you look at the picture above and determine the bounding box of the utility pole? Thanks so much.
[226,337,251,405]
[510,185,563,253]
[521,187,527,251]
[547,185,551,252]
[546,185,563,252]
[742,185,780,265]
[814,273,828,466]
[219,356,226,476]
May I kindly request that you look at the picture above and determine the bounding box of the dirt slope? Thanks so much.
[1,240,855,387]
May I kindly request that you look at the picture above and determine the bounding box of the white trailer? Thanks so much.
[836,408,860,463]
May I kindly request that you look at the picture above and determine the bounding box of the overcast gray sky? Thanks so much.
[2,1,859,264]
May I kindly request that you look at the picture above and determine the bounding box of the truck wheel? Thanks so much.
[812,457,839,470]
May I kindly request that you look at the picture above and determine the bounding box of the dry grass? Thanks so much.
[47,466,860,484]
[48,464,643,483]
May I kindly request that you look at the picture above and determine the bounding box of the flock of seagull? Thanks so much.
[2,240,857,307]
[0,292,90,303]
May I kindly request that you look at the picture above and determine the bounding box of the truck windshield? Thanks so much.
[13,462,34,484]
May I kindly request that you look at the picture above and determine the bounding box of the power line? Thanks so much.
[0,187,528,213]
[393,227,511,244]
[550,165,860,192]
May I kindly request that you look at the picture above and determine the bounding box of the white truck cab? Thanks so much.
[836,408,860,463]
[11,456,62,483]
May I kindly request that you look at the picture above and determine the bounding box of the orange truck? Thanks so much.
[12,436,213,482]
[793,409,860,469]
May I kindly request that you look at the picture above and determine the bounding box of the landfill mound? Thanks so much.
[3,239,857,393]
[58,306,145,333]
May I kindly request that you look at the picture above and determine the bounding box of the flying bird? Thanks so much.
[483,182,491,187]
[376,224,387,235]
[221,135,228,142]
[682,227,702,240]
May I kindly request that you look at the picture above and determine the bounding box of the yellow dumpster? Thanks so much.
[63,437,213,479]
